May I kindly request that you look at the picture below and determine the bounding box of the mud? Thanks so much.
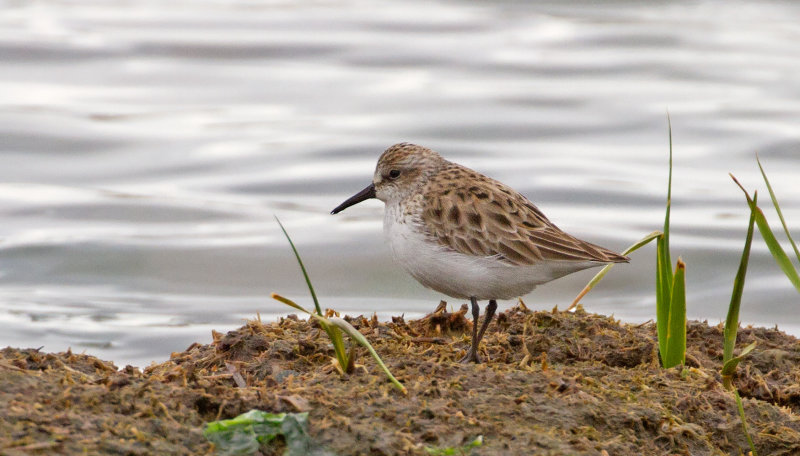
[2,303,800,455]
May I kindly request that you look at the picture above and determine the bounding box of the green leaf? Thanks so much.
[663,113,674,273]
[270,294,405,392]
[722,342,757,379]
[328,317,406,394]
[723,192,758,365]
[275,217,323,316]
[569,230,662,310]
[758,154,800,264]
[272,219,351,372]
[271,293,351,374]
[732,176,800,293]
[734,389,759,456]
[663,258,686,368]
[271,221,404,391]
[753,205,800,292]
[655,234,672,365]
[656,118,675,366]
[326,325,350,374]
[204,410,335,456]
[271,293,312,315]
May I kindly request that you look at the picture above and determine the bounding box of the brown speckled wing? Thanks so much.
[422,168,629,266]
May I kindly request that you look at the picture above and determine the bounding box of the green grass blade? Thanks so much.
[734,389,759,456]
[271,294,351,372]
[732,174,800,293]
[274,292,401,388]
[328,317,406,394]
[722,341,757,380]
[326,326,350,373]
[757,155,800,264]
[656,234,671,364]
[753,207,800,292]
[275,217,323,316]
[663,258,686,368]
[272,222,397,381]
[569,230,662,310]
[271,293,313,315]
[752,205,800,292]
[663,113,673,273]
[656,117,676,367]
[730,174,754,206]
[724,193,758,365]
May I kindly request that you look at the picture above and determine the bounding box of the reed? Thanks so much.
[724,156,800,455]
[757,155,800,264]
[731,173,800,292]
[572,118,686,368]
[654,116,687,368]
[568,230,661,311]
[273,217,406,394]
[722,180,760,455]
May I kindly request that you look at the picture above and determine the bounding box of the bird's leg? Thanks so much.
[459,297,481,364]
[475,299,497,345]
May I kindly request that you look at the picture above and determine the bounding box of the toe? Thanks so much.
[459,351,482,364]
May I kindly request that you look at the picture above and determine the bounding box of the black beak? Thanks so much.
[331,183,376,214]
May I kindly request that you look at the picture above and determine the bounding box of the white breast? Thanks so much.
[383,205,600,300]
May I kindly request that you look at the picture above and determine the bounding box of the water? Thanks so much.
[1,0,799,368]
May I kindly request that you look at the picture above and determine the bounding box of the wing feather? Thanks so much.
[422,168,628,266]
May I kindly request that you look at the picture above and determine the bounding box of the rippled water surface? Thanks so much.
[2,0,800,367]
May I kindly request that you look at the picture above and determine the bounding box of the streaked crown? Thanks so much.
[373,143,446,203]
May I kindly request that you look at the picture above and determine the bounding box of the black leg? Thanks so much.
[476,299,497,344]
[469,296,479,347]
[460,297,481,363]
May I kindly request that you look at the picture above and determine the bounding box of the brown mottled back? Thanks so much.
[422,161,630,266]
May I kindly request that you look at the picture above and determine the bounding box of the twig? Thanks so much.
[225,362,247,388]
[410,337,448,344]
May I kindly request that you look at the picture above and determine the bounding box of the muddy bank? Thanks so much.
[2,303,800,455]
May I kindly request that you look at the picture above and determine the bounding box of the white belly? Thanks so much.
[383,209,600,301]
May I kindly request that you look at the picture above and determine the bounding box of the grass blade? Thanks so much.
[734,389,759,456]
[722,342,757,383]
[569,230,662,310]
[271,293,404,391]
[663,113,673,274]
[656,118,675,366]
[275,216,323,316]
[732,175,800,293]
[724,192,758,365]
[663,258,686,368]
[757,155,800,264]
[271,222,403,389]
[327,317,407,394]
[655,234,671,364]
[273,219,351,371]
[271,294,350,371]
[271,293,312,315]
[325,325,349,374]
[720,178,760,454]
[753,206,800,292]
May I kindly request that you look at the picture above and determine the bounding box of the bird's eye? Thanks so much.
[388,169,401,179]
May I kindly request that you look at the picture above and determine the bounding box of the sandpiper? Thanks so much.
[331,143,629,363]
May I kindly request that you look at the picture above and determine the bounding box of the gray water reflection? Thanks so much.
[1,0,799,367]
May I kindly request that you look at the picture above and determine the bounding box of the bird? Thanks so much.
[331,143,629,363]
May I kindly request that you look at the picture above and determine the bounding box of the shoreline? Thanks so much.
[2,304,800,455]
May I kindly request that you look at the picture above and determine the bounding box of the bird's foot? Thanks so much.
[459,349,482,364]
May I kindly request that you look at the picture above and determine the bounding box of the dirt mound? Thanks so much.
[2,304,800,455]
